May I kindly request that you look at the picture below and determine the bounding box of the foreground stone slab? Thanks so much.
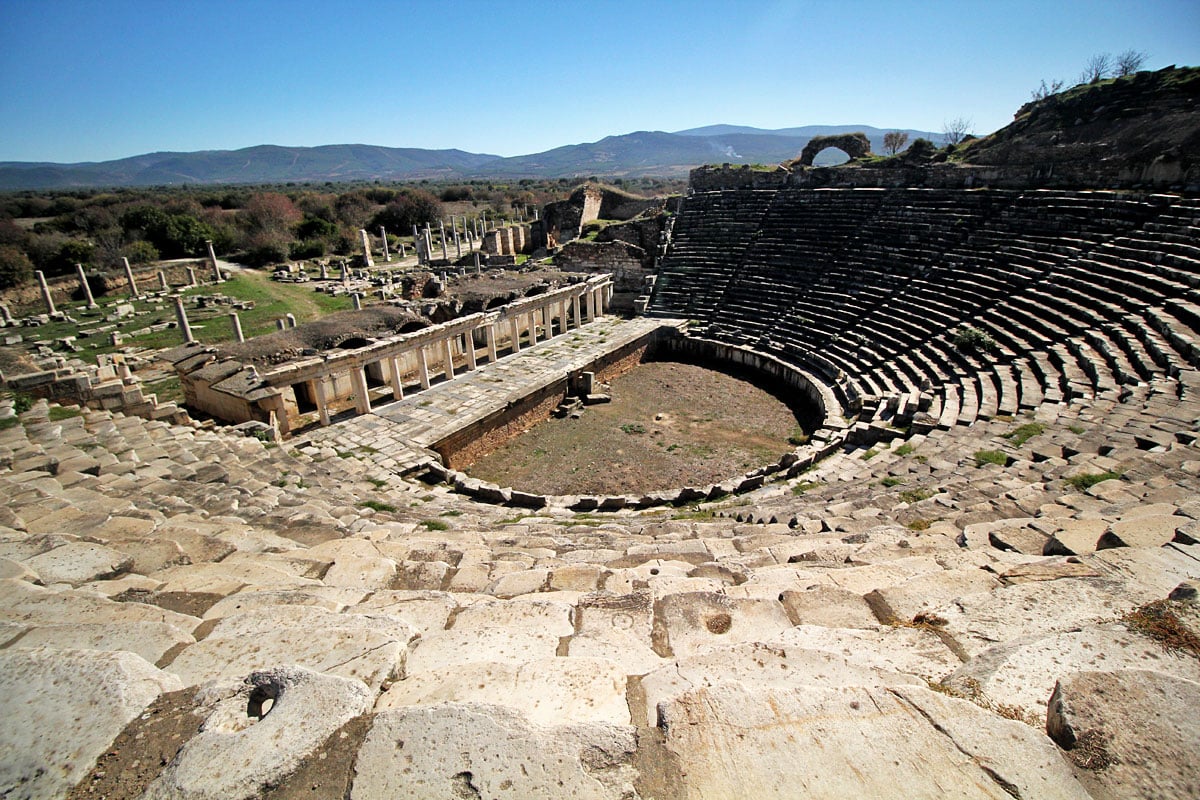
[946,623,1200,725]
[8,620,194,665]
[22,541,132,586]
[0,647,181,799]
[163,607,413,690]
[657,681,1091,799]
[144,666,373,800]
[1048,669,1200,800]
[351,703,639,799]
[376,656,630,725]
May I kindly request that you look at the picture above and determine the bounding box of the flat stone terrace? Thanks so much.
[300,315,677,474]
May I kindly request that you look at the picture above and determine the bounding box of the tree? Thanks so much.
[942,117,973,146]
[370,190,444,233]
[0,245,33,289]
[241,192,300,236]
[1115,49,1148,77]
[1080,53,1113,84]
[882,131,909,155]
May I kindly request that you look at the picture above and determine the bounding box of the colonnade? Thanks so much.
[259,277,614,434]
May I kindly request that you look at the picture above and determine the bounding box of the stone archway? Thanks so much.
[797,132,873,167]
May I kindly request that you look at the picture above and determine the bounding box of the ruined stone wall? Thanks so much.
[435,379,565,470]
[4,363,192,425]
[433,335,653,470]
[691,160,1199,192]
[555,241,649,295]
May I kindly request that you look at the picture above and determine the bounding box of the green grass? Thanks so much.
[861,448,880,460]
[900,488,936,503]
[880,476,904,487]
[906,518,933,531]
[419,519,449,531]
[1064,471,1122,491]
[791,480,821,495]
[974,449,1008,467]
[0,417,20,431]
[47,405,81,421]
[361,500,397,513]
[894,443,915,457]
[1003,422,1045,447]
[620,422,646,435]
[787,427,810,446]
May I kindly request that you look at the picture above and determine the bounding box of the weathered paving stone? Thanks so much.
[657,681,1091,799]
[376,656,631,725]
[162,607,414,690]
[1048,670,1200,800]
[142,666,373,800]
[351,703,640,799]
[21,541,133,586]
[0,647,182,799]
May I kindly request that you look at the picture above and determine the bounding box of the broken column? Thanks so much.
[473,251,481,274]
[75,263,97,308]
[186,267,198,286]
[286,313,297,328]
[320,262,329,280]
[206,240,221,282]
[173,296,194,343]
[0,304,12,325]
[123,258,140,298]
[229,312,245,343]
[359,229,375,268]
[35,270,55,315]
[380,226,391,262]
[352,293,362,311]
[158,271,169,291]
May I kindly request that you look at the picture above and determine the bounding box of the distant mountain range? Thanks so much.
[0,125,938,190]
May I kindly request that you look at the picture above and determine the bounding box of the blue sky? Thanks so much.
[1,0,1197,163]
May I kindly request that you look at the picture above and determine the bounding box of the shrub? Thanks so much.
[953,327,998,354]
[361,500,397,513]
[1065,471,1122,491]
[0,245,33,289]
[620,422,646,435]
[120,239,160,265]
[289,239,326,259]
[974,449,1008,467]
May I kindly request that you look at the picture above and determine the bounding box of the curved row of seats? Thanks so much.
[651,188,1200,431]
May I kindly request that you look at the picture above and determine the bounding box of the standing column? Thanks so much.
[320,262,329,280]
[75,264,97,308]
[123,257,140,298]
[388,355,404,400]
[173,296,194,343]
[473,251,481,274]
[509,317,521,354]
[572,293,582,327]
[453,221,462,259]
[312,378,330,426]
[438,220,448,262]
[380,226,390,262]
[229,312,245,343]
[157,271,169,291]
[464,331,477,370]
[559,300,569,334]
[359,229,374,268]
[352,293,362,311]
[442,337,456,380]
[206,240,221,282]
[527,311,538,345]
[350,367,371,414]
[187,267,198,286]
[485,324,498,362]
[35,270,55,315]
[416,346,431,389]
